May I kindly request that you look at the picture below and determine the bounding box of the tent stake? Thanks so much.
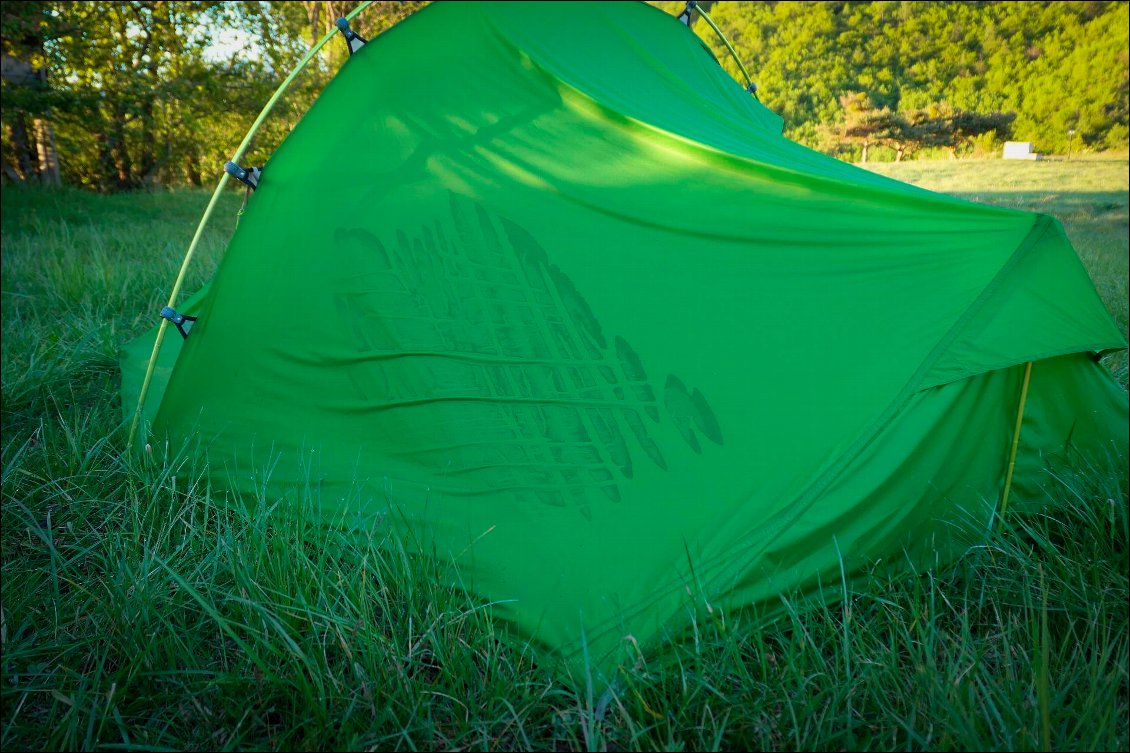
[126,1,374,450]
[998,360,1033,528]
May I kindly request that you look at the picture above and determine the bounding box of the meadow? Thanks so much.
[1,157,1127,751]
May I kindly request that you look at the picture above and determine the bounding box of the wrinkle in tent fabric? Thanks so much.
[121,1,1128,682]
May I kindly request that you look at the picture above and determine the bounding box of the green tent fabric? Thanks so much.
[121,1,1128,683]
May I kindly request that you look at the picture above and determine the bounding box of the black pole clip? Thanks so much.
[160,306,198,339]
[336,18,368,56]
[677,0,698,26]
[224,161,261,190]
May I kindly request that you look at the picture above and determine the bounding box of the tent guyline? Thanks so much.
[119,2,1127,687]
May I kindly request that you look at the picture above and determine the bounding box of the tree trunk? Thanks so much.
[184,147,202,187]
[111,108,134,189]
[2,51,61,185]
[304,1,322,45]
[138,99,158,185]
[860,140,869,163]
[33,118,60,185]
[9,111,36,180]
[96,131,113,191]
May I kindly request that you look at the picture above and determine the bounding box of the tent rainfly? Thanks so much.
[121,1,1129,684]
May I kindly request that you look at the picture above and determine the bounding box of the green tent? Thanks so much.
[122,1,1128,683]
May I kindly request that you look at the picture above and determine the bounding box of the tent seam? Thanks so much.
[921,341,1128,391]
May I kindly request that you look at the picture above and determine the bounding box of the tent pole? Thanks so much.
[126,2,374,450]
[998,360,1034,528]
[691,4,756,92]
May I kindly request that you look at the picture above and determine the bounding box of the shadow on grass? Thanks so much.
[946,190,1128,219]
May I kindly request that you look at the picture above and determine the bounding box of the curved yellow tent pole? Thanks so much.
[998,360,1034,528]
[127,2,374,449]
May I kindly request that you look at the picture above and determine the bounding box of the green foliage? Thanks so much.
[1,162,1128,750]
[5,1,274,189]
[4,2,1126,187]
[1,1,428,190]
[655,0,1128,158]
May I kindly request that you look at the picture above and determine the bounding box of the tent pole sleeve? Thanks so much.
[126,0,375,450]
[693,6,754,90]
[998,360,1034,527]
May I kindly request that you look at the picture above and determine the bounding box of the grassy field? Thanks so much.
[2,157,1128,752]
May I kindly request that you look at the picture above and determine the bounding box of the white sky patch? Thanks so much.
[203,24,263,64]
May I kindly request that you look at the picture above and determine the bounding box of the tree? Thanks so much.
[16,1,430,190]
[6,2,1124,187]
[823,91,905,163]
[904,102,1015,159]
[40,2,238,189]
[1,1,61,184]
[648,0,1125,157]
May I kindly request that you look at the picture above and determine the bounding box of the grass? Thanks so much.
[2,158,1128,752]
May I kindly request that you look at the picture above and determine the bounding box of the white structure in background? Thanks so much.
[1003,141,1040,160]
